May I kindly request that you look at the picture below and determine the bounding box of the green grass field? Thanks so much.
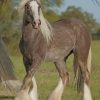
[9,40,100,100]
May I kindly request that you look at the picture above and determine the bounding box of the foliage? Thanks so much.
[41,0,63,7]
[96,28,100,35]
[0,1,12,33]
[0,0,20,55]
[44,10,60,22]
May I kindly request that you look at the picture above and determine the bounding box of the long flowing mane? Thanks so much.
[18,0,53,43]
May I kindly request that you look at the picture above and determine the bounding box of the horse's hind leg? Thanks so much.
[48,60,69,100]
[76,47,92,100]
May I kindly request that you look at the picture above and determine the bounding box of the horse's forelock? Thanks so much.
[18,0,41,14]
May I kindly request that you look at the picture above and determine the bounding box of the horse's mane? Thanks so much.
[18,0,53,43]
[39,10,53,43]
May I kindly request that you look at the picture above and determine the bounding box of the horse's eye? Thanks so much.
[25,3,29,9]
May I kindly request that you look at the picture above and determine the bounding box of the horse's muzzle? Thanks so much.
[32,19,41,29]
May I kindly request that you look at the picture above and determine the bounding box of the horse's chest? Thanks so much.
[19,39,34,57]
[19,35,47,60]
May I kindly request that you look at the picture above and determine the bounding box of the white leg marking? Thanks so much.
[84,83,92,100]
[48,78,64,100]
[29,77,38,100]
[14,89,29,100]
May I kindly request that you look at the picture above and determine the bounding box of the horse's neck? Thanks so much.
[22,21,36,43]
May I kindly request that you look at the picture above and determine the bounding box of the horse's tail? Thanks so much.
[74,47,92,93]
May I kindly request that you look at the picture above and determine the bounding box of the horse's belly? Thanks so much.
[45,47,72,62]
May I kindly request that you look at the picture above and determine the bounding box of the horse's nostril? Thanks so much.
[32,20,41,28]
[39,20,41,25]
[33,21,36,25]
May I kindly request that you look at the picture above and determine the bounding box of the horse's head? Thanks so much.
[25,0,41,29]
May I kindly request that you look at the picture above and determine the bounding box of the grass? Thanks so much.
[1,40,100,100]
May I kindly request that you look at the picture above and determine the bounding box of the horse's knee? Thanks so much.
[83,70,90,84]
[55,61,69,85]
[60,71,69,85]
[22,72,32,90]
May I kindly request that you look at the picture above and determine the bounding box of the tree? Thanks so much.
[0,0,13,37]
[41,0,63,7]
[44,10,60,22]
[96,28,100,35]
[0,0,20,54]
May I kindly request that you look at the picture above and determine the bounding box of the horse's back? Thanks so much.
[53,18,90,35]
[53,18,91,48]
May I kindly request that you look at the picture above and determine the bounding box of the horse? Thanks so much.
[15,0,92,100]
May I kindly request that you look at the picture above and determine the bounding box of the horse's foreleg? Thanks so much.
[14,71,31,100]
[29,76,38,100]
[48,60,69,100]
[15,75,38,100]
[15,56,42,100]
